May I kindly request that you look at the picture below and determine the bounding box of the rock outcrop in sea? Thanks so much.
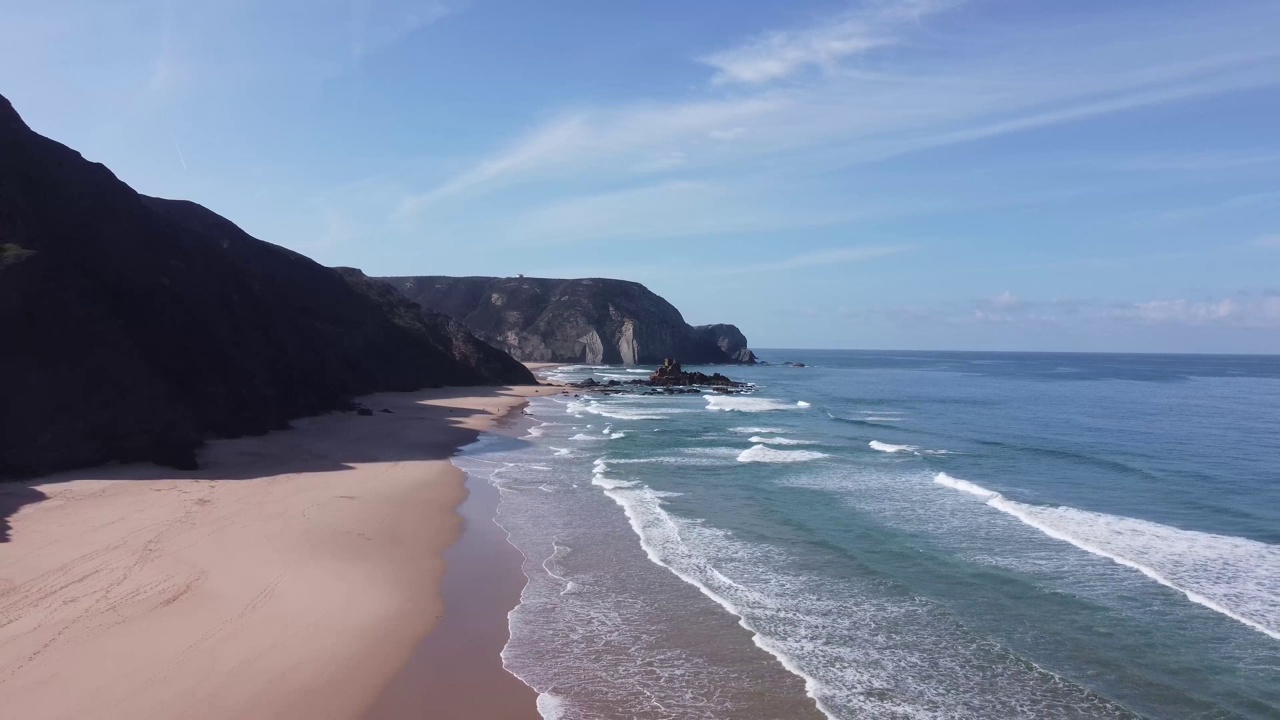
[647,358,745,388]
[0,93,534,478]
[568,359,747,395]
[379,275,758,365]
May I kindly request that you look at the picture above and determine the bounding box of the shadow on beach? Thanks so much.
[0,385,549,543]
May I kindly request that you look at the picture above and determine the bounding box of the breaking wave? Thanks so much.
[737,445,829,464]
[706,396,799,412]
[749,436,818,446]
[933,473,1280,640]
[869,441,918,454]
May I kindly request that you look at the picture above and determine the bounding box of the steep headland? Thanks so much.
[379,275,757,365]
[0,93,533,478]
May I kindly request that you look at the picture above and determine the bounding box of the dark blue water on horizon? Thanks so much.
[457,350,1280,719]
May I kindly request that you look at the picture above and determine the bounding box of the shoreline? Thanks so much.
[0,383,561,720]
[364,402,543,719]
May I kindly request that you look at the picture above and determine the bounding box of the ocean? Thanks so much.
[454,351,1280,719]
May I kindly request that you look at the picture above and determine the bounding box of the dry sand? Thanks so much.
[0,384,563,720]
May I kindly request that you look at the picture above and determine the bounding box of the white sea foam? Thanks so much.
[796,401,812,408]
[591,457,638,489]
[863,416,901,422]
[478,407,1136,720]
[596,482,837,717]
[592,475,639,490]
[737,445,829,463]
[536,692,568,720]
[706,396,796,412]
[609,432,626,439]
[605,456,729,466]
[570,433,600,441]
[682,446,744,457]
[526,422,558,438]
[549,447,571,456]
[869,440,919,454]
[567,399,674,421]
[933,473,1280,639]
[749,436,818,446]
[933,472,1001,499]
[731,427,787,434]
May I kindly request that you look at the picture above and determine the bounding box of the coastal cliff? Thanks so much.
[379,275,757,365]
[0,93,533,478]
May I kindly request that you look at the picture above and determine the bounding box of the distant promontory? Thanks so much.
[379,276,757,366]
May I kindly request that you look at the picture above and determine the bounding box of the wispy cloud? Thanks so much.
[714,245,907,275]
[349,0,457,60]
[988,291,1021,310]
[1120,295,1280,327]
[699,0,959,85]
[1254,234,1280,248]
[938,292,1280,328]
[398,97,781,213]
[1098,150,1280,173]
[1153,189,1280,223]
[399,2,1280,219]
[499,180,855,247]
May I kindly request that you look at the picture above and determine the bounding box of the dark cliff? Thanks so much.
[378,275,756,365]
[0,94,533,478]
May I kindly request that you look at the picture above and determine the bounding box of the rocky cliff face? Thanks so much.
[380,276,756,366]
[692,324,758,364]
[0,94,533,478]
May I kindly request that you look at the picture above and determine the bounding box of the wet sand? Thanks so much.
[365,413,539,720]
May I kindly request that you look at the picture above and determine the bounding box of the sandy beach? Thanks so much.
[0,383,562,720]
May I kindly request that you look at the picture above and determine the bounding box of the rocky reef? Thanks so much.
[379,275,757,365]
[0,93,533,478]
[569,358,747,396]
[647,358,746,388]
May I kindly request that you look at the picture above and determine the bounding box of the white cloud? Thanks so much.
[699,0,960,85]
[1254,234,1280,247]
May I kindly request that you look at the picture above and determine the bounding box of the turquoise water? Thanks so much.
[457,351,1280,719]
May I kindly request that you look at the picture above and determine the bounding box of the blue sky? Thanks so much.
[3,0,1279,352]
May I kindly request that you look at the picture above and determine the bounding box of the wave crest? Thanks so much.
[869,441,918,454]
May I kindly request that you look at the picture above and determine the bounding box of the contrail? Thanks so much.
[171,135,187,171]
